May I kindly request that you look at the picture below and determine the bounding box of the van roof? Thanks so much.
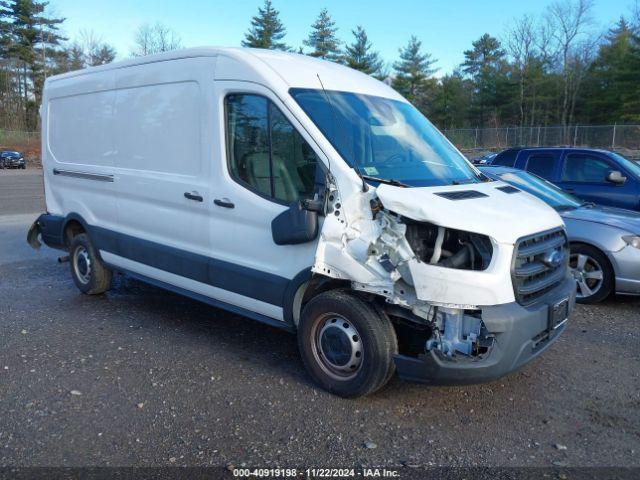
[45,47,404,101]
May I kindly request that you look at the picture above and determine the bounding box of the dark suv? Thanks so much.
[491,147,640,211]
[0,150,26,169]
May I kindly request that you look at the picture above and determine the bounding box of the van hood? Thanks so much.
[561,204,640,234]
[375,181,564,244]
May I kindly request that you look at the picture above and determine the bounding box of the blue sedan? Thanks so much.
[481,166,640,303]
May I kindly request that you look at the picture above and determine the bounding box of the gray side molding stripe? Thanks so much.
[53,168,114,182]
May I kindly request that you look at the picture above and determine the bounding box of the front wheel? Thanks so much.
[569,244,614,304]
[69,233,112,295]
[297,290,398,398]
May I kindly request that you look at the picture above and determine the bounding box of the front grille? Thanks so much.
[512,228,568,305]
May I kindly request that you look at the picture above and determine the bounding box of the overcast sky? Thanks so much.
[53,0,634,74]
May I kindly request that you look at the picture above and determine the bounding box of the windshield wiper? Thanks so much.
[360,175,410,188]
[451,179,479,185]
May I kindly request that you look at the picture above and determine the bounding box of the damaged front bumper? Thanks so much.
[393,276,576,385]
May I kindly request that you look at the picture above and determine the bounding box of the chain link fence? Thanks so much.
[1,125,639,162]
[444,125,640,156]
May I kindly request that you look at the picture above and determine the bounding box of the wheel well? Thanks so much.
[63,220,85,247]
[291,276,351,326]
[569,240,615,278]
[569,241,612,265]
[292,277,428,357]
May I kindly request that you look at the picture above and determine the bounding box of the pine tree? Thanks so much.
[67,43,84,70]
[0,1,12,54]
[583,18,640,122]
[392,36,437,109]
[624,30,640,120]
[431,72,471,129]
[54,34,117,74]
[242,0,288,51]
[89,44,116,66]
[461,33,506,127]
[303,8,341,61]
[2,0,65,129]
[5,0,65,71]
[344,26,384,78]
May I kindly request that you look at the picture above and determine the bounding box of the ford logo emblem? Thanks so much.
[541,249,564,268]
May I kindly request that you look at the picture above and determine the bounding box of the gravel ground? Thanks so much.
[0,172,639,468]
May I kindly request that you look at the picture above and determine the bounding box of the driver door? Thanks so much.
[208,81,327,322]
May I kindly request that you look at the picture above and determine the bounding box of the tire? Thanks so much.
[69,233,112,295]
[298,290,398,398]
[569,244,614,304]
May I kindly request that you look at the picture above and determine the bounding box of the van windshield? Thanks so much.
[289,88,482,187]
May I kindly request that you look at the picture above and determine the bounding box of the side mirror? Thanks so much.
[606,170,627,185]
[271,201,319,246]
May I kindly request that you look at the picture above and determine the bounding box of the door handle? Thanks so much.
[563,188,575,193]
[214,198,235,209]
[184,191,203,202]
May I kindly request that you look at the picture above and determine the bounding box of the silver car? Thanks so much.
[481,166,640,303]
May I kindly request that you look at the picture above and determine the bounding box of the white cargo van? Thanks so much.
[28,47,576,397]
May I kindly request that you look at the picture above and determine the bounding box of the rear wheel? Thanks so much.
[69,233,112,295]
[297,290,397,398]
[569,244,614,304]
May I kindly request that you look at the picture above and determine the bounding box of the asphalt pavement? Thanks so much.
[0,170,639,468]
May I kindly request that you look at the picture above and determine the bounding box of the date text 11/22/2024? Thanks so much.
[232,468,401,477]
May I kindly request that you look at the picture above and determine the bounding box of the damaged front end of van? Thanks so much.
[311,175,576,385]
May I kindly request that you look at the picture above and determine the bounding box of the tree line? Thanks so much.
[0,1,177,130]
[0,0,639,133]
[241,0,640,131]
[0,0,117,130]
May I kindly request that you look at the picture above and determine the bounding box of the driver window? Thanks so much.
[226,93,319,203]
[562,154,612,183]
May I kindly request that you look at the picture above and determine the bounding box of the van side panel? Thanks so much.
[114,81,201,175]
[43,71,117,232]
[42,56,308,322]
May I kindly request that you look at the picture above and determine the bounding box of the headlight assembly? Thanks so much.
[622,235,640,249]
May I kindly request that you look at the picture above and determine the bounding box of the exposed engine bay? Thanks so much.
[312,177,510,362]
[425,308,494,358]
[311,171,568,363]
[404,220,493,271]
